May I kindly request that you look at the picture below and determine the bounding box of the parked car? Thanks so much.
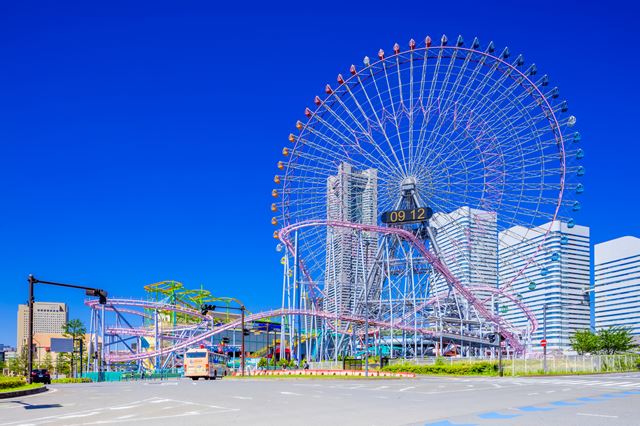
[31,369,51,384]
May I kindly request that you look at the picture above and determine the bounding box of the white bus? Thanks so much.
[184,347,229,380]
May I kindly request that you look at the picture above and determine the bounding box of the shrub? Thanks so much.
[52,378,92,384]
[0,377,27,390]
[382,361,498,376]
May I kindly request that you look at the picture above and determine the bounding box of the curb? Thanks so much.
[0,386,48,399]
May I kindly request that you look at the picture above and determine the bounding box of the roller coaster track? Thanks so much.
[103,306,499,362]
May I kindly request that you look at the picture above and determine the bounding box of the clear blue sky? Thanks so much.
[1,0,638,346]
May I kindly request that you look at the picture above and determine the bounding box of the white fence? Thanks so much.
[505,355,639,375]
[389,354,639,375]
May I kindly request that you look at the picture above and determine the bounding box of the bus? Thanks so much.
[184,347,229,380]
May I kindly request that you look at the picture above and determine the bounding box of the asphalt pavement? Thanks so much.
[2,373,640,425]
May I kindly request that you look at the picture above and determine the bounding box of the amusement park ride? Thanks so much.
[87,34,583,372]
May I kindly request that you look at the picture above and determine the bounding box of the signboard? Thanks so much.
[50,338,74,353]
[540,339,547,347]
[381,207,433,225]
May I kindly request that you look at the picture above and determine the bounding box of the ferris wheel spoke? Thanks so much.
[325,88,405,175]
[353,69,408,176]
[379,60,409,175]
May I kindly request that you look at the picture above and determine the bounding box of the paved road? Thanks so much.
[2,373,640,425]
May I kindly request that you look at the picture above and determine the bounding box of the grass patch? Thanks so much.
[0,383,44,394]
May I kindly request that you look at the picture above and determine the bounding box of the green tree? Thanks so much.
[570,329,600,354]
[9,346,28,376]
[42,352,54,372]
[597,327,636,355]
[55,353,70,376]
[62,319,86,376]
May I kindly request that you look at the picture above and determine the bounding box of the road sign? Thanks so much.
[540,339,547,347]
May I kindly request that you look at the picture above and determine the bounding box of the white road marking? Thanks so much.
[545,390,556,394]
[116,415,135,420]
[576,413,619,418]
[280,391,303,396]
[398,386,416,392]
[58,411,100,419]
[109,405,141,410]
[149,399,171,403]
[372,386,389,390]
[232,396,253,400]
[527,392,539,396]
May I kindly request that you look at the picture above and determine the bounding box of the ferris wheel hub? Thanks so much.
[400,176,418,194]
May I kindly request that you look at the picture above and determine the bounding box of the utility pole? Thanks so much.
[543,303,548,374]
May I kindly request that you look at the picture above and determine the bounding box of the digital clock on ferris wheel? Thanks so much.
[381,207,433,225]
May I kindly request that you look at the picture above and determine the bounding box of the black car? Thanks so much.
[31,369,51,384]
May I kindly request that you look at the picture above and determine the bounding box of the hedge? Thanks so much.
[0,377,27,390]
[52,378,93,384]
[382,362,499,375]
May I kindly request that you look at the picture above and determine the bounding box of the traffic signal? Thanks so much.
[201,304,216,316]
[243,328,250,336]
[487,333,501,345]
[222,337,230,344]
[86,289,108,305]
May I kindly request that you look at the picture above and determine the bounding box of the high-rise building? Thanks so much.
[325,162,377,316]
[17,302,68,351]
[594,236,640,342]
[430,206,498,292]
[499,221,591,352]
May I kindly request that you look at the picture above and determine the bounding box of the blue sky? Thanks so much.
[1,0,638,345]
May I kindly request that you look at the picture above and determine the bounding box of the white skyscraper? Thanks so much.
[499,221,591,352]
[325,163,378,316]
[594,236,640,342]
[430,206,498,293]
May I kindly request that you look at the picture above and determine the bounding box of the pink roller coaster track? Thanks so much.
[90,219,537,362]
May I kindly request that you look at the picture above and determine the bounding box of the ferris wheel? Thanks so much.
[272,35,583,358]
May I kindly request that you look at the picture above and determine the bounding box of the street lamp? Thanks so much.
[27,275,107,384]
[543,303,548,374]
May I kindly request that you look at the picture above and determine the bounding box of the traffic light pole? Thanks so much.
[27,275,35,384]
[200,300,246,376]
[26,275,107,384]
